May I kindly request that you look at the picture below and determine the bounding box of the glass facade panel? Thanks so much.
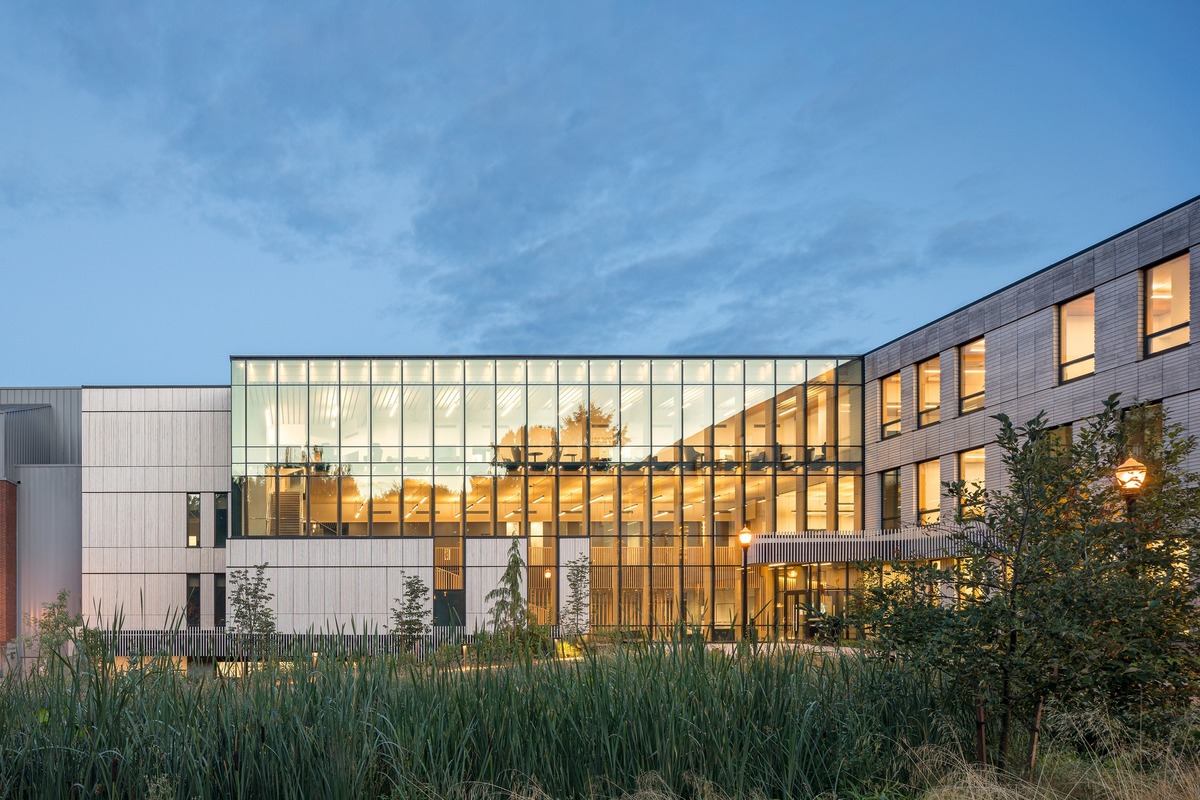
[959,338,985,414]
[1146,254,1190,355]
[230,356,864,634]
[1059,293,1095,381]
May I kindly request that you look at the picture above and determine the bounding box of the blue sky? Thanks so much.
[2,2,1198,385]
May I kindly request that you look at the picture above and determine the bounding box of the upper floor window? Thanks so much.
[958,447,985,519]
[917,357,940,427]
[1146,254,1190,356]
[959,338,985,414]
[1059,293,1095,381]
[881,468,900,530]
[186,493,201,547]
[880,373,901,439]
[917,459,940,525]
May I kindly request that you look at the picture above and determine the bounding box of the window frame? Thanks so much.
[880,467,900,530]
[957,447,985,519]
[214,574,227,628]
[958,338,985,415]
[186,493,201,548]
[186,573,201,628]
[917,357,941,428]
[917,458,940,526]
[1144,253,1191,357]
[1058,292,1096,383]
[214,492,228,549]
[879,373,902,439]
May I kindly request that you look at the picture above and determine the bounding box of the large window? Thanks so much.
[881,468,900,530]
[917,357,940,427]
[880,373,901,439]
[1146,254,1190,355]
[186,574,200,628]
[958,447,985,519]
[1059,293,1095,381]
[231,356,866,633]
[917,459,940,525]
[186,493,200,547]
[959,338,985,414]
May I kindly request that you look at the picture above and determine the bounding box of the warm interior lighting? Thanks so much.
[543,569,552,580]
[1115,457,1148,496]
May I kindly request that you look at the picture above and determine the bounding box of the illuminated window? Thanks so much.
[959,338,985,414]
[917,357,940,427]
[917,459,940,525]
[958,448,985,519]
[1146,254,1190,355]
[881,468,900,530]
[1059,293,1095,381]
[880,373,901,438]
[186,493,201,547]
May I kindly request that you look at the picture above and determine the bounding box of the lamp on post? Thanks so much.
[1114,457,1148,510]
[738,526,753,641]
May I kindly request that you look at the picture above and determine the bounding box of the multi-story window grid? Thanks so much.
[879,373,901,439]
[957,447,985,519]
[880,468,900,530]
[917,357,940,427]
[186,493,200,547]
[1145,253,1190,356]
[185,574,200,628]
[917,459,940,525]
[959,338,985,414]
[1059,293,1096,382]
[230,357,864,631]
[214,493,228,548]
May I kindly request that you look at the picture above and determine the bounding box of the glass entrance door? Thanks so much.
[782,590,806,642]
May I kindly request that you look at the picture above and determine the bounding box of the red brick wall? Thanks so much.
[0,480,15,644]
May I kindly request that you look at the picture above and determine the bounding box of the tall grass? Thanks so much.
[0,637,967,799]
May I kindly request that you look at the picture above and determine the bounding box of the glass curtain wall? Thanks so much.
[231,356,864,634]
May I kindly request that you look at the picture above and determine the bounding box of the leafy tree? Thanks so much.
[485,538,529,643]
[857,396,1200,775]
[229,562,277,666]
[26,588,82,674]
[560,554,590,642]
[390,571,430,653]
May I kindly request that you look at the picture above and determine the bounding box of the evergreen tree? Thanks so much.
[485,538,528,643]
[560,554,591,642]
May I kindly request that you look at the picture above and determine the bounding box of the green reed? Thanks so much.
[0,636,969,799]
